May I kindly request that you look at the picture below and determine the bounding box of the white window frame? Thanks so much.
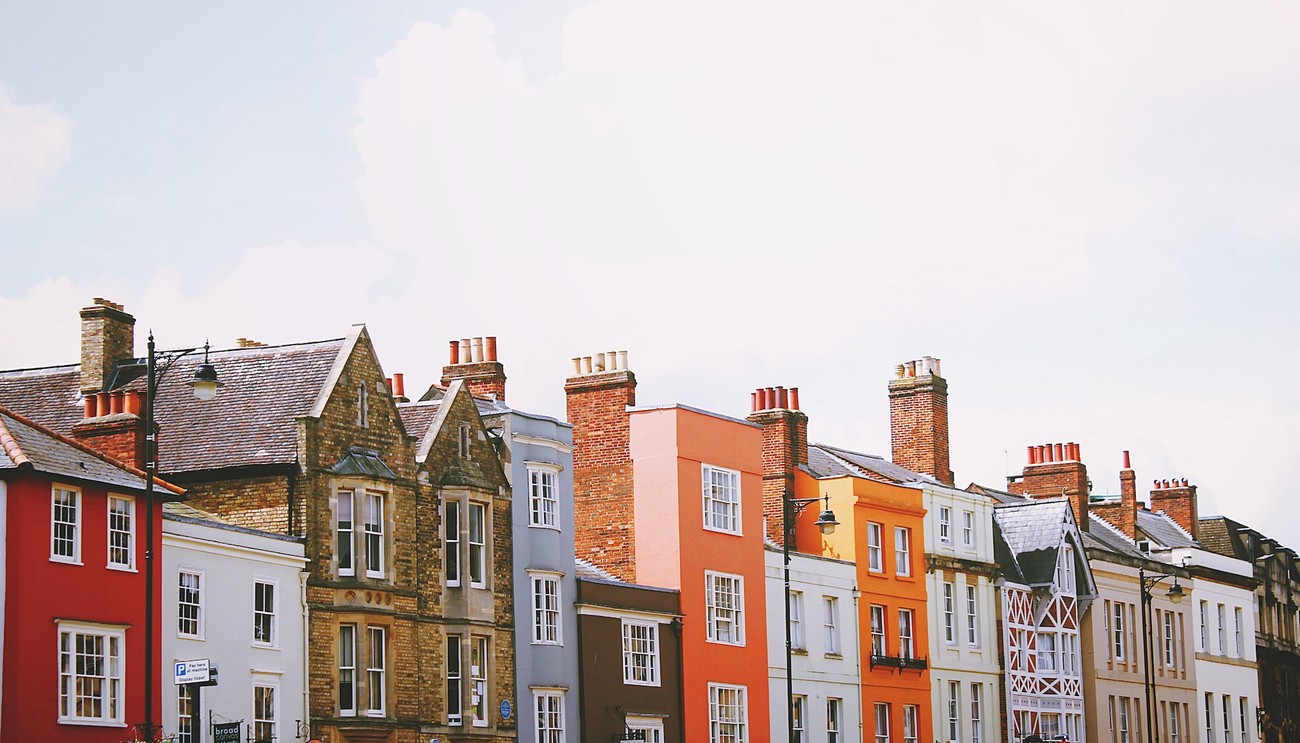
[867,522,883,572]
[942,581,956,644]
[253,683,278,742]
[827,697,842,743]
[51,485,81,564]
[789,590,805,650]
[823,596,840,655]
[626,715,665,743]
[527,464,561,529]
[870,604,886,656]
[1199,600,1209,652]
[57,620,125,725]
[1222,694,1233,743]
[894,526,911,577]
[534,688,566,743]
[903,704,919,743]
[1218,603,1227,655]
[531,572,562,645]
[1063,632,1078,675]
[1239,697,1249,743]
[469,501,487,588]
[177,682,195,743]
[366,626,386,716]
[1038,631,1058,672]
[792,694,806,743]
[337,489,355,576]
[947,681,961,741]
[970,683,983,743]
[622,619,660,686]
[938,506,951,543]
[447,635,463,726]
[708,683,748,743]
[339,624,357,717]
[471,635,489,726]
[1114,602,1127,661]
[364,491,385,579]
[253,578,277,647]
[178,568,204,639]
[702,464,742,535]
[106,494,135,570]
[444,499,460,587]
[1164,611,1176,668]
[898,608,915,658]
[962,509,975,548]
[966,584,979,647]
[706,571,745,646]
[1170,701,1181,743]
[1234,607,1244,657]
[874,703,890,743]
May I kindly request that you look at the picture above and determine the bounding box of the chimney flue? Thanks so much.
[789,387,800,411]
[449,340,460,364]
[1123,450,1131,470]
[485,337,498,362]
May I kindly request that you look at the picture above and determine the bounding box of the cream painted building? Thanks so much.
[922,481,1001,743]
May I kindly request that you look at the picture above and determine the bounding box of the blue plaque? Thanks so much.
[500,699,513,720]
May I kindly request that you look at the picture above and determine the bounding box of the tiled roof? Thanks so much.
[0,338,345,474]
[1084,513,1147,559]
[0,405,183,494]
[1136,509,1196,549]
[810,444,932,484]
[967,482,1031,505]
[993,499,1070,586]
[1198,516,1254,561]
[400,397,509,444]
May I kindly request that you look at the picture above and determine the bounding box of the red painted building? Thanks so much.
[0,404,182,742]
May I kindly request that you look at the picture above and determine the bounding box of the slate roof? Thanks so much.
[967,482,1031,505]
[0,338,345,474]
[1083,514,1146,559]
[0,405,183,494]
[574,558,619,582]
[1198,516,1247,560]
[331,447,397,480]
[806,443,933,484]
[1136,509,1196,549]
[994,499,1073,585]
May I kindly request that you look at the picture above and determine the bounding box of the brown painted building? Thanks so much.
[575,559,683,743]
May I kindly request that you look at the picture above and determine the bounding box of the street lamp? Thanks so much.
[782,491,838,743]
[1139,565,1185,743]
[141,334,221,741]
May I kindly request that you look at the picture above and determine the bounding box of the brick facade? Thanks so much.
[1091,455,1139,539]
[1008,443,1090,530]
[565,365,637,581]
[745,386,808,547]
[1150,479,1199,540]
[888,357,954,485]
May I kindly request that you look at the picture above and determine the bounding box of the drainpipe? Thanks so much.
[300,569,310,736]
[852,584,863,743]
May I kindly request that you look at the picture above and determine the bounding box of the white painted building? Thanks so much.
[1145,512,1261,743]
[921,481,1002,743]
[162,502,308,743]
[765,545,861,743]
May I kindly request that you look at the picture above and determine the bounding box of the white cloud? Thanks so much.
[0,84,72,212]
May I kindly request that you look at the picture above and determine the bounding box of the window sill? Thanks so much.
[791,647,808,656]
[178,633,204,641]
[251,642,280,651]
[58,718,126,728]
[702,525,743,537]
[50,557,83,566]
[531,640,563,647]
[107,564,137,573]
[528,523,562,531]
[705,638,746,648]
[623,679,662,688]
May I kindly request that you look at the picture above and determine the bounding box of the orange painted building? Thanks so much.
[567,357,770,742]
[747,386,932,743]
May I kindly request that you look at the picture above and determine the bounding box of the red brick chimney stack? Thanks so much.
[440,336,506,401]
[746,385,810,547]
[888,356,954,485]
[565,350,637,581]
[1010,441,1090,531]
[1150,477,1199,541]
[1092,450,1139,539]
[80,298,135,395]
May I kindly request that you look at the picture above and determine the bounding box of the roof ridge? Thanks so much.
[0,403,184,495]
[0,362,81,376]
[0,412,30,466]
[1089,511,1134,544]
[1150,508,1197,542]
[207,337,347,357]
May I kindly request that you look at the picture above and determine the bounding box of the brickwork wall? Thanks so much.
[183,472,293,533]
[888,374,954,484]
[1009,460,1090,530]
[1151,484,1198,540]
[746,409,808,547]
[70,415,148,471]
[441,361,507,402]
[79,301,135,394]
[418,383,515,740]
[565,371,637,581]
[1093,467,1139,538]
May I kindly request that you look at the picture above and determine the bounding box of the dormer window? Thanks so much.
[1057,544,1076,594]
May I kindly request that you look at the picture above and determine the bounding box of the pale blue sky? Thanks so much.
[2,2,1298,547]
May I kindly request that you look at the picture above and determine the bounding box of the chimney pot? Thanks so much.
[471,337,484,363]
[776,386,788,409]
[124,390,142,416]
[96,392,111,417]
[618,350,629,370]
[110,390,124,415]
[582,356,593,375]
[459,339,471,363]
[905,360,917,377]
[1054,443,1065,461]
[594,354,605,373]
[1181,477,1188,487]
[393,373,405,398]
[571,357,582,376]
[751,391,759,413]
[895,364,906,379]
[1027,445,1036,464]
[83,396,97,419]
[1123,450,1131,470]
[485,337,498,362]
[789,387,800,411]
[606,351,618,371]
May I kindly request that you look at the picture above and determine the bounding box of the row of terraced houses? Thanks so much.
[1,298,1298,743]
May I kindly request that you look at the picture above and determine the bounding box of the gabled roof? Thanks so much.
[1136,509,1196,549]
[967,481,1031,505]
[0,405,183,494]
[806,443,933,484]
[0,335,348,474]
[1084,513,1149,560]
[991,497,1095,596]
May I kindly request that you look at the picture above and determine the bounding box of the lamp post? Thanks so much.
[782,490,839,743]
[1138,565,1185,743]
[140,333,221,741]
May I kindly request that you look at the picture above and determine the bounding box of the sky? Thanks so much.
[2,2,1298,548]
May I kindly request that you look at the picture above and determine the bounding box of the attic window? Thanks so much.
[357,381,369,428]
[1137,540,1151,553]
[458,424,471,459]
